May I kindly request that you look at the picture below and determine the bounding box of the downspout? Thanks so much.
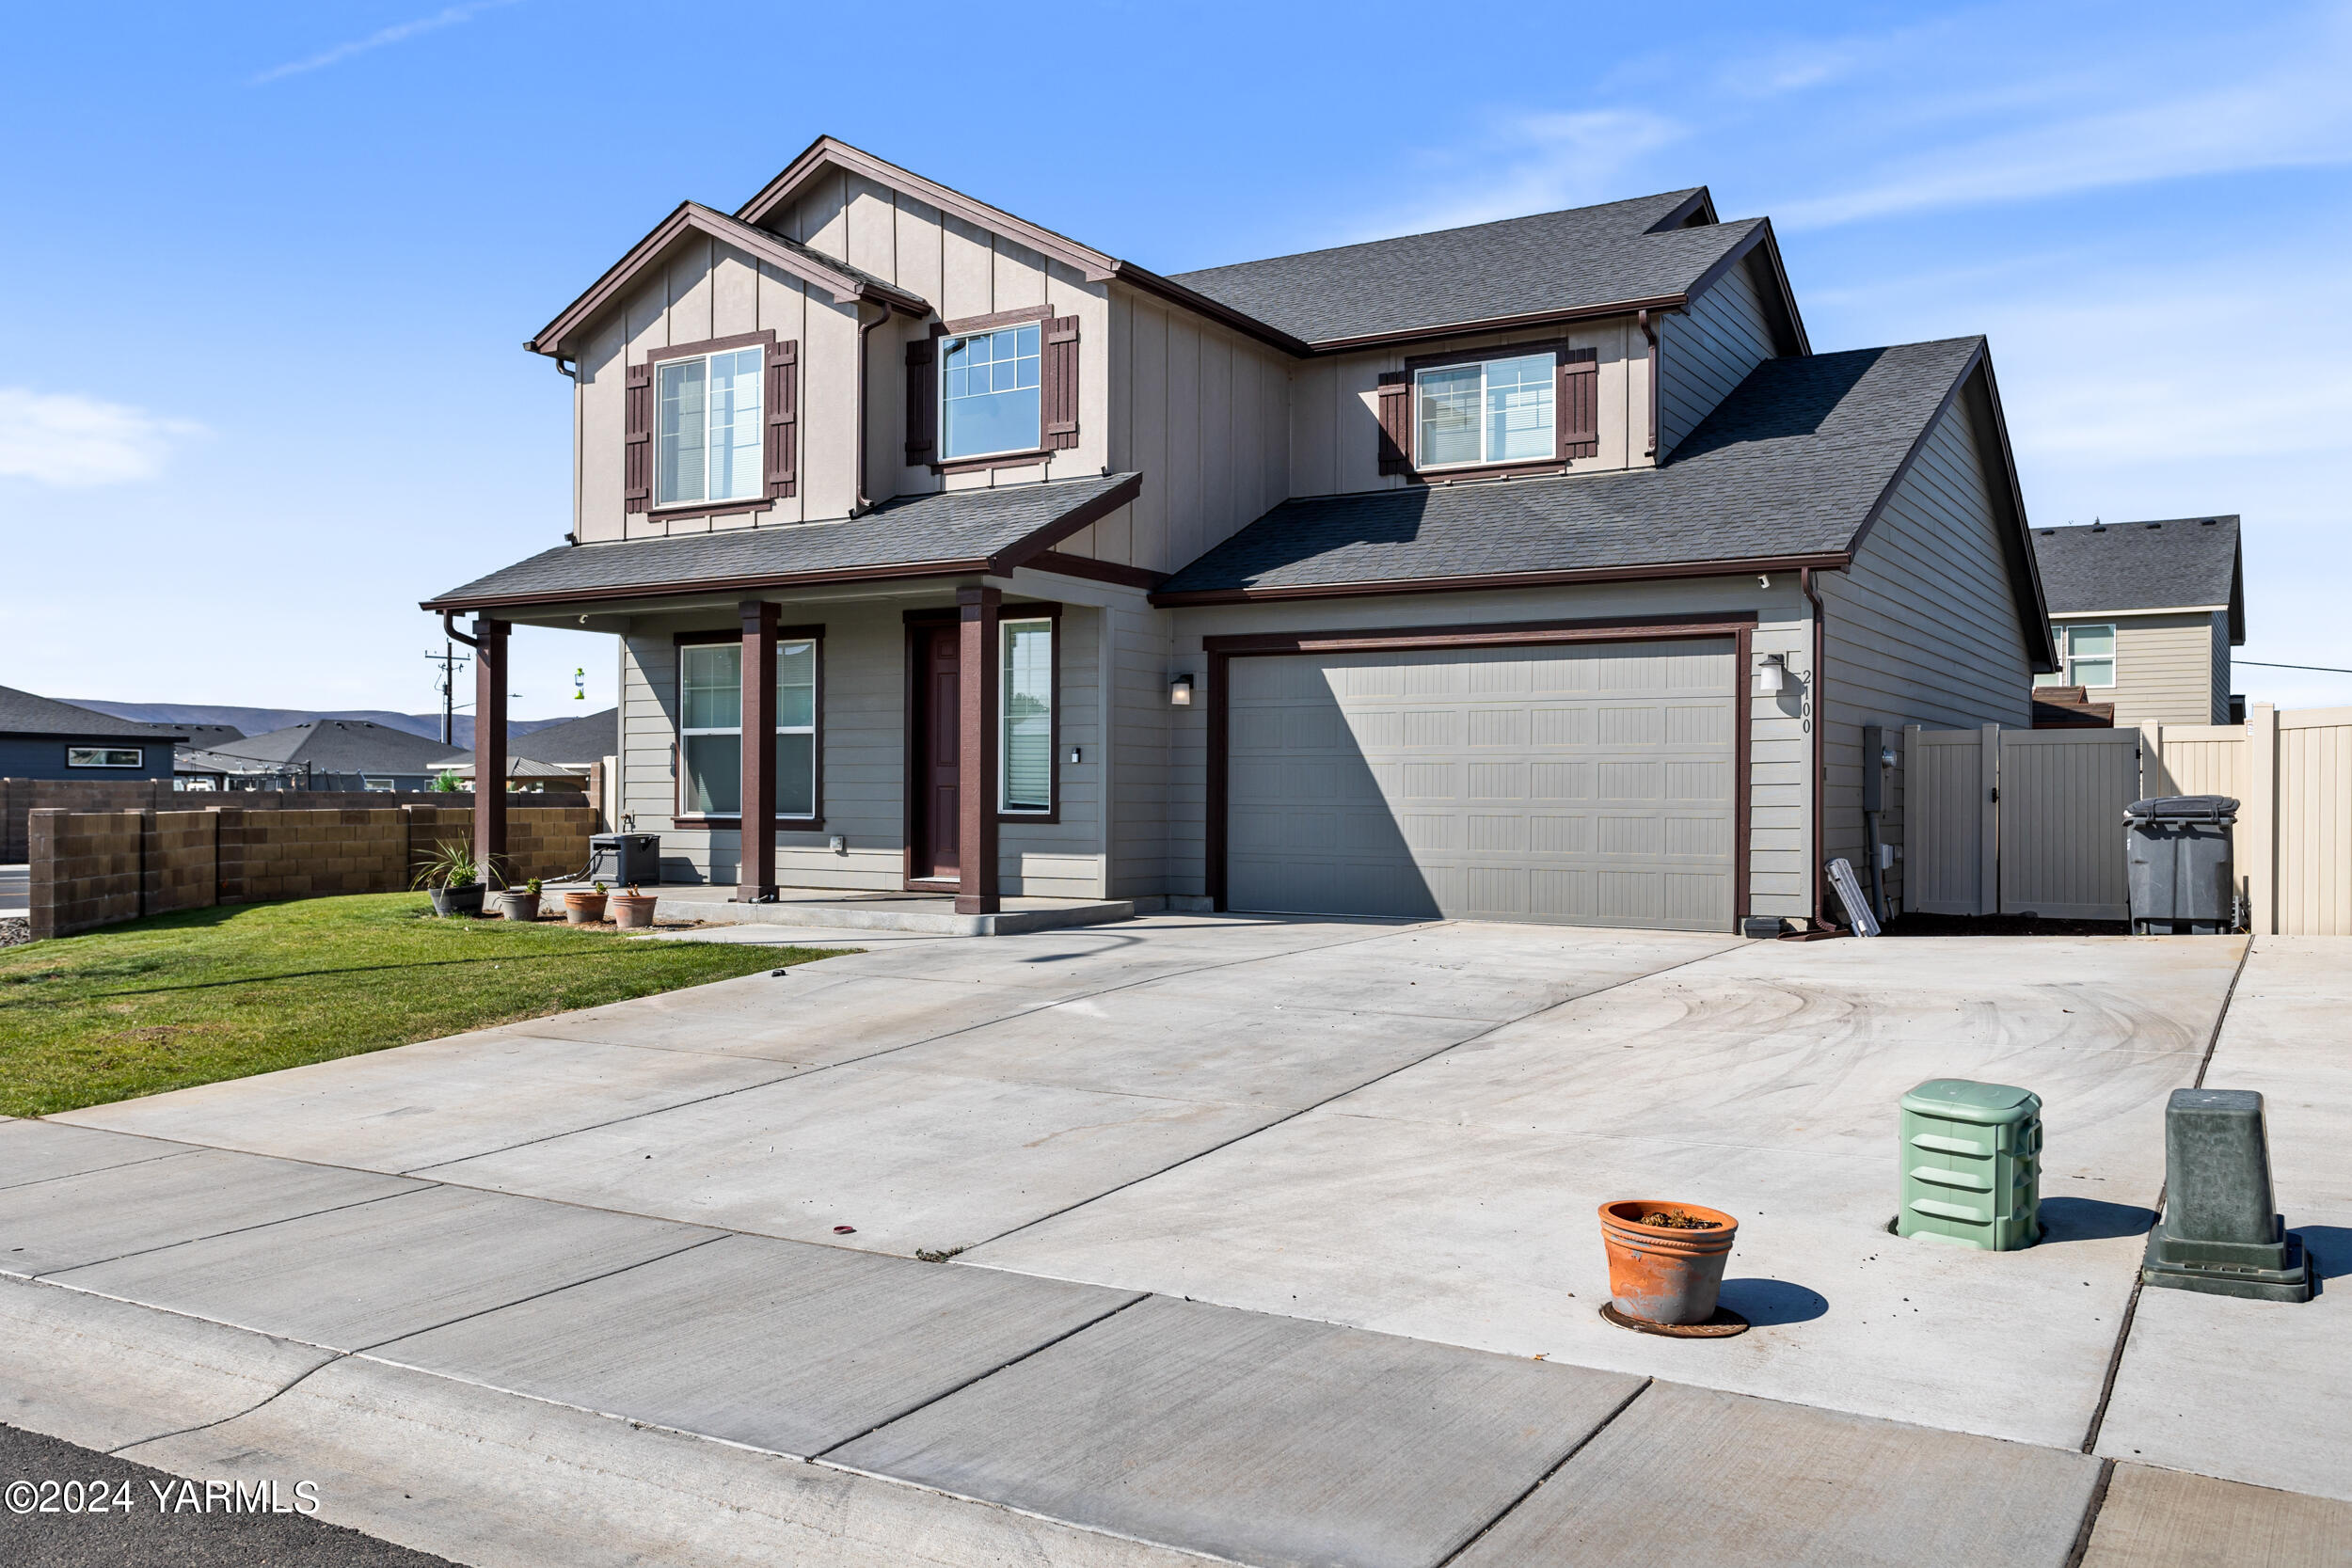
[1636,309,1660,460]
[851,297,892,518]
[1801,566,1828,927]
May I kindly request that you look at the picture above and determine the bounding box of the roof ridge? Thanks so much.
[1168,189,1714,279]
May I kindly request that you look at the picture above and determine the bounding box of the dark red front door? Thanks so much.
[915,626,960,879]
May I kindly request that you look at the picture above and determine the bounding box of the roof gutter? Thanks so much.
[1148,551,1851,609]
[1299,293,1690,357]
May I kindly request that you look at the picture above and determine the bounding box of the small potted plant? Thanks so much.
[564,880,609,925]
[1597,1200,1740,1327]
[412,841,485,918]
[498,877,544,922]
[609,883,658,929]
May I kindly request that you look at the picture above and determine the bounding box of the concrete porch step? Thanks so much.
[650,891,1137,937]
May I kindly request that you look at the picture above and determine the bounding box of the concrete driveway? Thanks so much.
[14,917,2347,1567]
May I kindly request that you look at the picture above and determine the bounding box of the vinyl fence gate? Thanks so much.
[1903,725,2143,920]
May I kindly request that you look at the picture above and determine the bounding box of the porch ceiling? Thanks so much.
[421,472,1141,616]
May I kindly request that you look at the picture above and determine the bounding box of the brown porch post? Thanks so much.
[472,616,509,885]
[956,586,1000,915]
[737,598,778,902]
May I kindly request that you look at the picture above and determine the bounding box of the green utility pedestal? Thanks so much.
[1898,1079,2042,1250]
[2142,1088,2312,1302]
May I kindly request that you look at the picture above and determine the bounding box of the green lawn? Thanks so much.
[0,894,846,1117]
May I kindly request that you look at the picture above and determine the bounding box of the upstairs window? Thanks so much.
[1415,352,1556,468]
[941,324,1041,459]
[2035,624,2117,689]
[657,347,764,506]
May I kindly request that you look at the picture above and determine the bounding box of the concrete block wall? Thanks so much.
[24,803,595,940]
[2,781,467,863]
[28,810,144,941]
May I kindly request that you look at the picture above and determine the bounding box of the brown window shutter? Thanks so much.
[1043,314,1080,451]
[1557,348,1598,461]
[905,335,936,462]
[765,340,798,499]
[1376,371,1412,475]
[624,362,653,513]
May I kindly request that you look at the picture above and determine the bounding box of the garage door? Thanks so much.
[1225,639,1739,930]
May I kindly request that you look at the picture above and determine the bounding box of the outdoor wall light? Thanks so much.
[1169,673,1195,706]
[1756,654,1788,695]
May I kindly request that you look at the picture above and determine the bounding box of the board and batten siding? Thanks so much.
[1657,257,1778,458]
[2050,610,2229,727]
[615,599,1106,897]
[1162,577,1814,922]
[1287,317,1649,502]
[1820,399,2035,916]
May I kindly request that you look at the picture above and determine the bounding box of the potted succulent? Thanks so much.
[1597,1200,1740,1327]
[412,841,485,918]
[498,877,544,922]
[609,883,658,930]
[564,880,609,925]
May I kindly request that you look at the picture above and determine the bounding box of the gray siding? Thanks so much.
[1820,400,2035,915]
[2213,612,2233,722]
[615,595,1105,896]
[0,737,176,784]
[1658,256,1777,458]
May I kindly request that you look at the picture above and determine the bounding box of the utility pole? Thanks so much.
[426,642,472,747]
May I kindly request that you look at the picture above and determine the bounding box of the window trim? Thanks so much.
[931,308,1054,473]
[644,330,781,517]
[1395,338,1585,483]
[2058,622,2119,689]
[67,745,144,769]
[668,625,826,830]
[997,611,1060,820]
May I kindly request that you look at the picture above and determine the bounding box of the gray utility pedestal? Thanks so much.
[2124,795,2237,935]
[2142,1087,2312,1302]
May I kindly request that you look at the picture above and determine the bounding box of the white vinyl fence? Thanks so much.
[1905,705,2352,933]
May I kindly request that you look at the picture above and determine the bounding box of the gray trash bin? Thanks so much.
[2124,795,2237,934]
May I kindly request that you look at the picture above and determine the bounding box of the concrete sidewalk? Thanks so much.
[9,921,2348,1565]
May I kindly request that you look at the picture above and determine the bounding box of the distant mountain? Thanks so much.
[64,701,581,750]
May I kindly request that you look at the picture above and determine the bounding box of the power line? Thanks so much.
[2236,659,2352,675]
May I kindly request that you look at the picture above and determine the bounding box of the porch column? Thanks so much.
[472,616,509,884]
[956,585,1001,915]
[737,598,778,902]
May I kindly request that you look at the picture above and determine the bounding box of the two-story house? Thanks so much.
[425,136,2055,934]
[2029,515,2245,726]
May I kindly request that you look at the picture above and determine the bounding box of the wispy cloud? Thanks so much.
[1370,108,1689,236]
[0,389,204,487]
[250,0,518,86]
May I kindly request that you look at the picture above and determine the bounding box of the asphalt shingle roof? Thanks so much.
[0,685,181,741]
[1157,338,1987,596]
[424,473,1139,610]
[214,721,459,772]
[1168,191,1762,345]
[2030,517,2241,622]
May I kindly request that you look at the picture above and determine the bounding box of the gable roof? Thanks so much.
[1168,194,1807,352]
[0,686,181,742]
[528,201,930,357]
[512,707,616,765]
[212,720,459,772]
[421,473,1142,612]
[2030,516,2245,641]
[1156,338,2032,619]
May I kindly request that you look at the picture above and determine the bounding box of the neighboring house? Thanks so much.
[2029,516,2245,727]
[423,136,2056,933]
[431,707,617,781]
[0,686,183,782]
[211,720,461,792]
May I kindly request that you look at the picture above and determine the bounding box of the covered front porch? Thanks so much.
[421,474,1149,923]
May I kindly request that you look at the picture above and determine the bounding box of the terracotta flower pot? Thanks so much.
[609,893,657,930]
[496,891,541,922]
[564,892,608,925]
[1598,1200,1739,1325]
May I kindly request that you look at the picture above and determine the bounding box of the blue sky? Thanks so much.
[5,0,2348,719]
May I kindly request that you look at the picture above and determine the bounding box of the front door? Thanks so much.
[913,625,961,880]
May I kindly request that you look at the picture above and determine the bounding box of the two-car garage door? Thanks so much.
[1224,638,1740,931]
